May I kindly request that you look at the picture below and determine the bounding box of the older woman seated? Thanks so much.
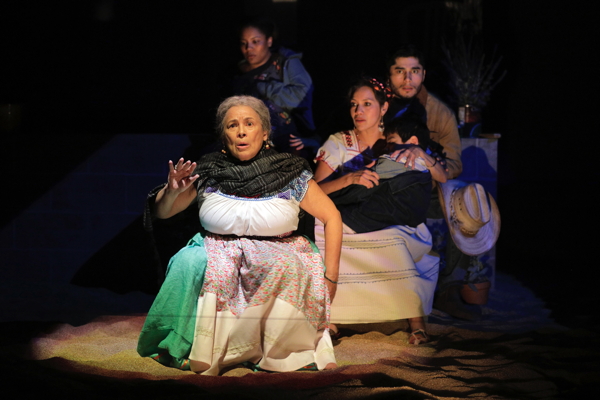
[137,95,341,374]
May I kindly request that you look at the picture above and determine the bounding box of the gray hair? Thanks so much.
[215,96,272,143]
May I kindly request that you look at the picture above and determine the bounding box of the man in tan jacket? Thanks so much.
[385,45,461,180]
[384,44,481,321]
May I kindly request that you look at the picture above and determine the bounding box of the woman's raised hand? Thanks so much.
[154,158,199,219]
[345,161,379,188]
[167,158,199,196]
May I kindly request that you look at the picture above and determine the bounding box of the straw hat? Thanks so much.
[438,180,500,256]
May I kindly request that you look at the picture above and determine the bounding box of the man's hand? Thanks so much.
[390,145,424,169]
[290,134,320,151]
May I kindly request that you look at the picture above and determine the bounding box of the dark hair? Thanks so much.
[384,115,429,150]
[383,99,429,150]
[347,76,391,107]
[386,44,426,76]
[239,17,277,40]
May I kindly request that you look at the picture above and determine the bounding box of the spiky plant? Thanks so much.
[442,36,506,109]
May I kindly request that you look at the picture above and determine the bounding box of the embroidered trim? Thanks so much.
[264,331,278,346]
[196,326,214,338]
[337,270,421,284]
[318,347,335,356]
[222,341,260,355]
[179,359,190,370]
[343,131,354,148]
[206,170,312,203]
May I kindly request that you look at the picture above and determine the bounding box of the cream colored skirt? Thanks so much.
[315,223,439,324]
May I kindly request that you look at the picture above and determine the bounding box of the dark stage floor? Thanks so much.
[1,271,599,399]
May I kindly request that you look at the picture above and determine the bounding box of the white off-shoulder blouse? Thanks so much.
[198,170,312,237]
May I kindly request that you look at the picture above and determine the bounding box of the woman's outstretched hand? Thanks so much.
[154,158,199,219]
[167,158,200,196]
[345,160,379,188]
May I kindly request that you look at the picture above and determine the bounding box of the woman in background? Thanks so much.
[233,17,320,158]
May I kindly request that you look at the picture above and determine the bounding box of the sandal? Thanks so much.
[329,326,341,340]
[409,329,430,345]
[151,352,191,370]
[296,362,319,371]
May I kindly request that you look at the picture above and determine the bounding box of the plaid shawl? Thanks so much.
[143,147,311,282]
[194,147,310,197]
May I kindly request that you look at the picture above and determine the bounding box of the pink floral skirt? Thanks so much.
[188,234,335,374]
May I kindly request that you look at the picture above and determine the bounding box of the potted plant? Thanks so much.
[460,257,491,305]
[441,35,506,137]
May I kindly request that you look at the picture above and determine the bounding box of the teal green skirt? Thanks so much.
[137,232,207,370]
[137,232,324,371]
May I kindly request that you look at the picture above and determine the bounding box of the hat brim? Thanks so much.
[438,180,501,256]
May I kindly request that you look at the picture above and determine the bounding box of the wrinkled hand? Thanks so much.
[167,158,199,195]
[345,161,379,188]
[289,134,320,151]
[390,145,424,169]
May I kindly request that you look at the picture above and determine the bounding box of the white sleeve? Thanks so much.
[315,133,345,172]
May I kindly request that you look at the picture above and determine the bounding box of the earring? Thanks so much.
[221,148,226,154]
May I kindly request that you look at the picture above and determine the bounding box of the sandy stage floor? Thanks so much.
[2,273,599,399]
